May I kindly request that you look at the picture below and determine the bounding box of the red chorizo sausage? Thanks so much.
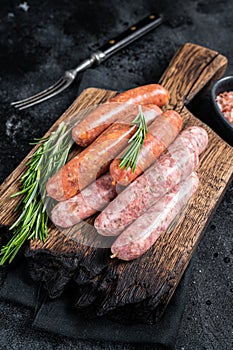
[110,84,170,106]
[72,103,141,147]
[110,110,183,186]
[94,126,208,236]
[111,172,199,261]
[51,173,117,228]
[72,84,169,147]
[46,105,161,201]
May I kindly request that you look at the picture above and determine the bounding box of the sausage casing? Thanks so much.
[110,110,183,186]
[109,84,170,106]
[51,173,117,228]
[111,172,199,261]
[72,84,169,147]
[94,126,208,236]
[46,105,161,201]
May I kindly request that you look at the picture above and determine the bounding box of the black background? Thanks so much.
[0,0,232,349]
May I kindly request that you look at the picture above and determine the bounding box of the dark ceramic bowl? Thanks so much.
[210,76,233,146]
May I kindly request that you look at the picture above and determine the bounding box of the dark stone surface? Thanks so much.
[0,0,232,349]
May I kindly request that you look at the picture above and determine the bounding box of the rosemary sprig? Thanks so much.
[119,106,148,172]
[0,122,73,265]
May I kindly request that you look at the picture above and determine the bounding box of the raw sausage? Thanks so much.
[46,105,161,201]
[71,103,148,147]
[94,126,208,236]
[110,110,183,186]
[72,84,169,147]
[109,84,170,106]
[51,173,117,228]
[95,126,208,236]
[72,103,162,147]
[47,105,161,201]
[111,172,199,261]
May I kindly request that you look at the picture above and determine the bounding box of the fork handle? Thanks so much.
[71,13,162,76]
[98,13,162,60]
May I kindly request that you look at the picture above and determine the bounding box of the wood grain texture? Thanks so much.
[160,42,228,111]
[0,43,232,323]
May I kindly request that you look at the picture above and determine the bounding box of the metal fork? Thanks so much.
[11,13,162,110]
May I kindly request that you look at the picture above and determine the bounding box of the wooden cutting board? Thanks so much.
[0,43,233,322]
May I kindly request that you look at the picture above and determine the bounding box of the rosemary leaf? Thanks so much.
[119,106,148,172]
[0,121,73,265]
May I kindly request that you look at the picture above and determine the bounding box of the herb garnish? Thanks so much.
[0,122,73,265]
[119,106,148,172]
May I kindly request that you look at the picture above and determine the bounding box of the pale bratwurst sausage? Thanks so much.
[94,126,208,236]
[111,172,199,261]
[51,173,117,228]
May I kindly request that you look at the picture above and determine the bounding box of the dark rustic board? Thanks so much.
[0,43,233,322]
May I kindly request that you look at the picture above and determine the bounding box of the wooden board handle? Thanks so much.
[159,42,227,111]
